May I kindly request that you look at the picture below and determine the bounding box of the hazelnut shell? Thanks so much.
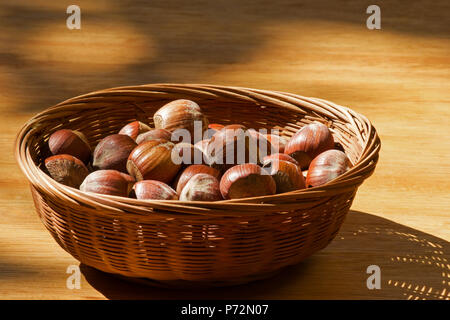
[284,123,334,169]
[306,150,351,187]
[48,129,91,164]
[205,123,224,139]
[264,159,306,193]
[133,180,178,200]
[136,128,172,145]
[194,139,212,165]
[118,121,151,140]
[174,164,221,194]
[172,142,205,167]
[44,154,89,188]
[92,134,137,173]
[263,153,299,167]
[126,139,181,183]
[207,124,261,172]
[208,123,224,131]
[219,163,276,199]
[179,173,222,201]
[153,99,208,142]
[80,170,135,197]
[264,134,289,153]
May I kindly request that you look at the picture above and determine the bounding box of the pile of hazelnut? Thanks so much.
[44,99,351,201]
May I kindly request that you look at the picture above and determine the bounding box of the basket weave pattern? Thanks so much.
[15,84,380,286]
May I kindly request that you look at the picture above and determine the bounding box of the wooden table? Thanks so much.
[0,1,448,300]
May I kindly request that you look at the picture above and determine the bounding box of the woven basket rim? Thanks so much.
[14,83,381,217]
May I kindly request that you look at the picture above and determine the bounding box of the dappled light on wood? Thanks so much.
[18,22,155,74]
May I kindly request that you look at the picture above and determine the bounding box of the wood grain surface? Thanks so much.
[0,0,449,300]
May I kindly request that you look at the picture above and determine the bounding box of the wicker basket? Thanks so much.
[15,84,380,287]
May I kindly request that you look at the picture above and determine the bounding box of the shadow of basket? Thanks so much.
[80,210,449,300]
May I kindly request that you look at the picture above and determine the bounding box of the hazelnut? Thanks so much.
[205,123,224,139]
[264,134,289,153]
[48,129,91,164]
[174,164,221,194]
[306,150,351,187]
[194,139,210,153]
[263,153,299,167]
[207,124,265,172]
[284,123,334,169]
[118,121,151,140]
[248,129,275,159]
[126,139,181,183]
[153,99,208,143]
[219,163,276,199]
[193,139,213,164]
[92,134,137,173]
[208,123,224,131]
[80,170,135,197]
[172,142,204,167]
[179,173,222,201]
[263,159,305,193]
[44,154,89,188]
[136,128,172,145]
[133,180,178,200]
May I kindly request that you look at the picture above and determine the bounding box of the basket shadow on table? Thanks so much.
[80,210,450,300]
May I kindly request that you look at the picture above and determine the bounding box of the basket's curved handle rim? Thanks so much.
[14,83,381,218]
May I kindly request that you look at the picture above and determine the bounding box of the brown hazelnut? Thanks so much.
[193,139,213,164]
[208,123,224,131]
[118,121,151,140]
[126,139,181,183]
[80,170,135,197]
[92,134,137,173]
[44,154,89,188]
[248,129,275,159]
[207,124,265,172]
[263,153,299,167]
[306,150,351,187]
[284,123,334,169]
[174,164,221,194]
[194,139,210,153]
[48,129,91,164]
[179,173,222,201]
[264,134,289,153]
[172,142,205,167]
[153,99,208,143]
[263,159,305,193]
[219,163,276,199]
[133,180,178,200]
[205,123,224,139]
[136,128,172,145]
